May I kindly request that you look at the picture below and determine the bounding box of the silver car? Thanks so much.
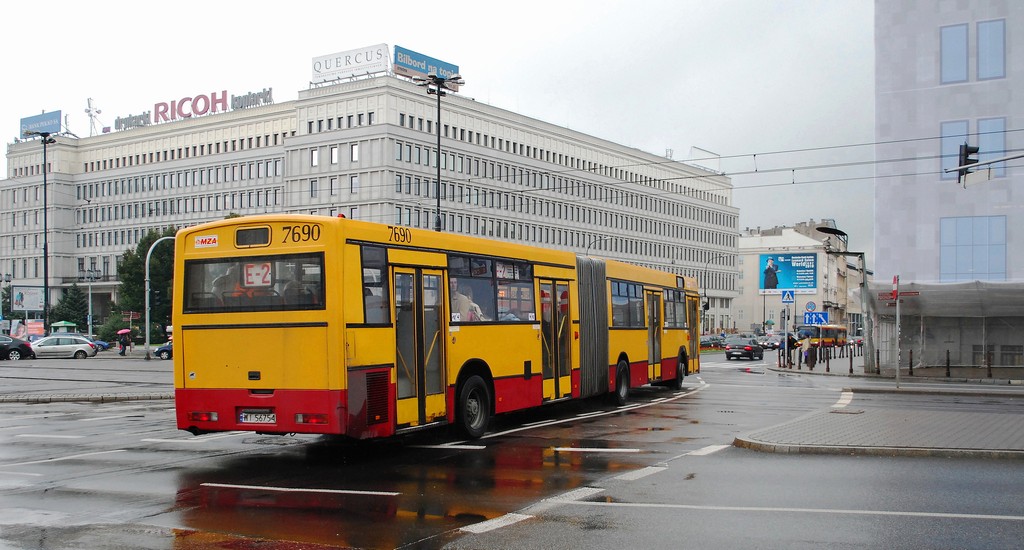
[31,335,98,359]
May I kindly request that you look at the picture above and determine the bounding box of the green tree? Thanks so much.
[50,284,89,330]
[118,227,177,330]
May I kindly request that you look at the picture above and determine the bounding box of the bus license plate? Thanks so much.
[240,411,276,424]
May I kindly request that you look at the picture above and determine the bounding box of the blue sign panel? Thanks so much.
[780,290,795,303]
[759,253,817,295]
[393,45,460,80]
[803,312,829,325]
[20,111,62,137]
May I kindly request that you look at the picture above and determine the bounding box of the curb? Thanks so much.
[0,393,174,403]
[732,435,1024,460]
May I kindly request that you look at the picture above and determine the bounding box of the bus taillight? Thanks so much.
[295,413,329,425]
[188,411,218,422]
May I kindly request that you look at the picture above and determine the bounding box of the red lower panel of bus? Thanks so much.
[176,388,352,437]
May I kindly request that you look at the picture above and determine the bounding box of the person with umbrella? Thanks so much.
[117,329,131,356]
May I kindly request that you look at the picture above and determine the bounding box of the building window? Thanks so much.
[331,146,338,164]
[330,177,338,196]
[978,117,1006,177]
[977,19,1005,80]
[350,175,360,193]
[940,23,968,84]
[310,149,319,167]
[940,120,968,180]
[940,216,1006,282]
[351,143,359,162]
[309,179,318,198]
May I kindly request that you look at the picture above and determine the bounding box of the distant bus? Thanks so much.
[795,324,848,347]
[173,214,701,440]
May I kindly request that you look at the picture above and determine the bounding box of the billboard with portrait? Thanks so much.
[758,253,817,295]
[11,286,45,311]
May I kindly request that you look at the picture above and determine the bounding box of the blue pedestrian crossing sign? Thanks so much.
[780,290,795,304]
[803,311,829,325]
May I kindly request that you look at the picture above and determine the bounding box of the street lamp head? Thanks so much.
[3,273,10,284]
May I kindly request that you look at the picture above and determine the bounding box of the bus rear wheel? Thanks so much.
[612,361,629,406]
[457,375,491,439]
[669,353,686,390]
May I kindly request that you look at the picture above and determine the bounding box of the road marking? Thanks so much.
[460,513,532,534]
[482,384,708,440]
[411,444,486,450]
[832,391,854,408]
[1,449,126,468]
[615,466,666,481]
[201,482,399,497]
[141,431,247,444]
[548,487,605,502]
[79,414,143,422]
[552,500,1024,522]
[685,444,731,456]
[14,434,84,439]
[554,447,641,453]
[0,470,43,477]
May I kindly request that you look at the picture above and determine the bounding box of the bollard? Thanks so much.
[825,347,830,373]
[849,346,853,374]
[987,352,992,378]
[909,349,913,376]
[946,349,950,377]
[875,349,881,375]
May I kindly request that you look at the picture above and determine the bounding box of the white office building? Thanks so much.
[3,72,737,327]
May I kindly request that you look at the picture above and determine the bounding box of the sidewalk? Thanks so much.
[731,357,1024,459]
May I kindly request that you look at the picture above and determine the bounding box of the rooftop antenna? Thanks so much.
[85,98,104,137]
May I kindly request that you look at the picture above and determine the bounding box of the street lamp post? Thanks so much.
[23,131,57,335]
[82,269,100,338]
[413,73,464,232]
[703,252,731,334]
[3,273,11,330]
[585,235,614,256]
[816,226,874,373]
[144,236,175,360]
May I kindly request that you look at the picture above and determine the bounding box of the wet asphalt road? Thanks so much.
[0,355,1021,549]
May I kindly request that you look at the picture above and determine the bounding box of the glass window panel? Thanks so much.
[972,216,989,246]
[978,118,1006,177]
[940,24,968,84]
[989,216,1006,244]
[977,20,1005,80]
[955,217,973,243]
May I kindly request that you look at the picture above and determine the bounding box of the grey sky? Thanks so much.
[1,0,875,256]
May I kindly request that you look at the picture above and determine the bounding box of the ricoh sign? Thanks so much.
[113,87,274,132]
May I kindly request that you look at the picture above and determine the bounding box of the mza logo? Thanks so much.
[194,235,219,248]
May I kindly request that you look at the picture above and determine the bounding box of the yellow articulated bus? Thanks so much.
[174,214,700,440]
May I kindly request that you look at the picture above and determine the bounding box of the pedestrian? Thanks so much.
[118,333,130,356]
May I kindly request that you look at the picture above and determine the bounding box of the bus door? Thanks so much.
[647,291,663,381]
[539,280,572,401]
[393,268,446,429]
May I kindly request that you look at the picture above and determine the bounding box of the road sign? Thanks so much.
[781,290,795,304]
[803,311,829,325]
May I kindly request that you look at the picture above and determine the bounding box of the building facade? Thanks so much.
[4,75,738,328]
[875,0,1020,282]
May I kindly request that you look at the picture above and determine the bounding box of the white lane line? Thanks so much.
[1,449,126,468]
[141,431,247,444]
[201,482,399,497]
[554,447,641,453]
[685,444,731,456]
[832,391,854,408]
[460,513,533,534]
[411,444,487,450]
[615,466,667,481]
[548,486,605,502]
[0,470,43,477]
[553,500,1024,522]
[482,383,708,440]
[79,414,142,422]
[14,434,84,439]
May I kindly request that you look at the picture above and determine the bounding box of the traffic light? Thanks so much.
[957,142,980,182]
[151,289,162,308]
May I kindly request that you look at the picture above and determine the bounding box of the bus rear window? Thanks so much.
[184,253,325,313]
[236,226,271,247]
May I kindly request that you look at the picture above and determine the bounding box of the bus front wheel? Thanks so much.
[457,375,491,439]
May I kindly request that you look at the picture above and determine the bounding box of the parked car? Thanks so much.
[700,335,724,349]
[759,335,782,350]
[30,335,98,359]
[57,332,112,351]
[724,336,764,361]
[0,336,35,360]
[155,342,172,360]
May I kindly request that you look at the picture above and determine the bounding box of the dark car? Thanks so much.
[759,335,782,350]
[724,336,764,361]
[700,335,724,349]
[0,336,35,360]
[156,342,172,360]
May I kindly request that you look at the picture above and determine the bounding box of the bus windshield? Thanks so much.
[183,252,325,313]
